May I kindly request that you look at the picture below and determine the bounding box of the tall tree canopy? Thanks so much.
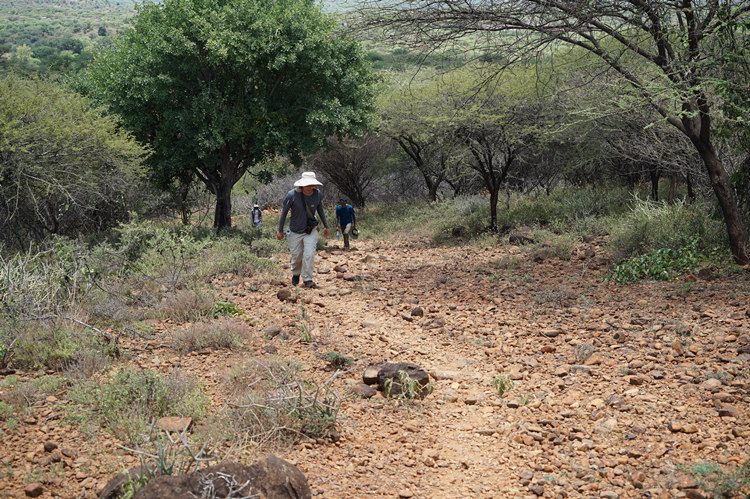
[0,75,147,248]
[85,0,377,229]
[359,0,750,263]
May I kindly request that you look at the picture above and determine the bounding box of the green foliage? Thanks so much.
[213,301,242,318]
[71,367,208,445]
[0,75,149,248]
[683,459,750,498]
[84,0,377,229]
[608,197,725,263]
[611,238,706,283]
[491,374,514,397]
[317,351,354,370]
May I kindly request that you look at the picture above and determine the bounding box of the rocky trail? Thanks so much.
[1,235,749,498]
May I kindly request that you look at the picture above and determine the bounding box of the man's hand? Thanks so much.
[277,231,284,240]
[323,227,329,237]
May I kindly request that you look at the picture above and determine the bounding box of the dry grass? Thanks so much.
[169,318,249,354]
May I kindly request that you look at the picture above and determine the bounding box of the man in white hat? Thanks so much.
[277,172,329,288]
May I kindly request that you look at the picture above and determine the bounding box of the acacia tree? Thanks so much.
[379,78,466,201]
[452,68,544,229]
[0,75,148,248]
[358,0,750,263]
[86,0,376,229]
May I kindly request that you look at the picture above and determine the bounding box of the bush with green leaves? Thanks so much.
[383,370,434,400]
[683,459,750,498]
[317,351,354,370]
[70,367,208,445]
[608,197,725,263]
[610,237,706,283]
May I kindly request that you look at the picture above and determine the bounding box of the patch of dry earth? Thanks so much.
[1,236,749,498]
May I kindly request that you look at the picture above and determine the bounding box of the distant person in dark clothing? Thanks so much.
[335,198,356,250]
[277,172,329,288]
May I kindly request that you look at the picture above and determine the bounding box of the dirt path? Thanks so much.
[1,235,749,498]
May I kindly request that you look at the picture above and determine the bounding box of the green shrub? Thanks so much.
[383,370,434,400]
[683,459,750,498]
[70,367,208,445]
[608,197,725,263]
[317,351,354,370]
[491,374,514,397]
[610,237,705,283]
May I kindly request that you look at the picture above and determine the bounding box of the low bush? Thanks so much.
[69,367,208,445]
[155,289,215,322]
[170,318,247,354]
[684,459,750,498]
[608,197,726,263]
[220,359,341,448]
[610,237,706,283]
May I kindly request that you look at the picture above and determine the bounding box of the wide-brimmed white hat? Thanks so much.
[294,171,323,187]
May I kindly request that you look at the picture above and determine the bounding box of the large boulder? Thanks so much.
[376,362,432,399]
[105,455,310,499]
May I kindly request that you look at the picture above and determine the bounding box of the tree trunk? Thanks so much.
[213,178,233,230]
[668,175,676,204]
[489,188,499,231]
[179,182,190,225]
[650,170,660,201]
[694,140,749,264]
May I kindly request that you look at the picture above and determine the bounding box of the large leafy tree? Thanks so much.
[359,0,750,263]
[0,75,148,248]
[86,0,376,229]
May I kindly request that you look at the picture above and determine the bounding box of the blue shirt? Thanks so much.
[336,203,355,227]
[278,188,328,234]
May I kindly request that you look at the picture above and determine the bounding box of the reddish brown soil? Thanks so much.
[1,236,749,498]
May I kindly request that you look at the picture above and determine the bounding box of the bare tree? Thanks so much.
[308,135,391,207]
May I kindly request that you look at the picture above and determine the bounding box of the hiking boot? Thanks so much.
[292,275,300,286]
[303,281,317,289]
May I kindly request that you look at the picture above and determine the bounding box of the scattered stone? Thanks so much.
[277,289,296,303]
[363,366,380,385]
[411,306,424,317]
[343,273,358,281]
[351,383,377,398]
[701,378,723,391]
[24,483,43,498]
[718,405,740,418]
[262,325,282,338]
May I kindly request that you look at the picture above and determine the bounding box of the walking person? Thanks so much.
[277,172,329,288]
[251,204,262,228]
[335,197,357,250]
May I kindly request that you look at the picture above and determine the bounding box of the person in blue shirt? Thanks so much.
[277,172,329,288]
[335,198,356,250]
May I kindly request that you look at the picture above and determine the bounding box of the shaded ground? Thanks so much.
[1,234,749,498]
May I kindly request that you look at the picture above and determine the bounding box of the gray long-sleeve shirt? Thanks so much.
[278,188,328,234]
